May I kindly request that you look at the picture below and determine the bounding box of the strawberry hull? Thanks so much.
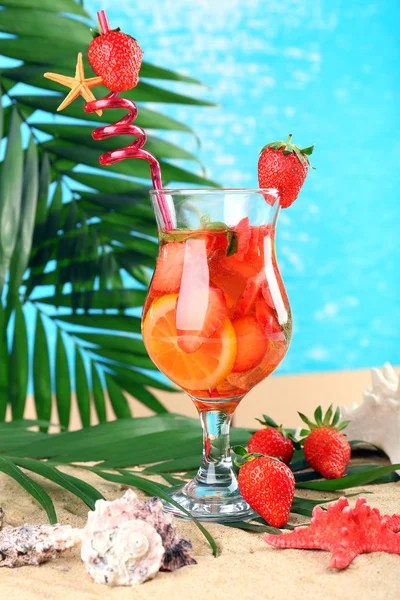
[143,226,291,406]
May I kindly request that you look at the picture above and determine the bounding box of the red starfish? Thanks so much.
[264,497,400,569]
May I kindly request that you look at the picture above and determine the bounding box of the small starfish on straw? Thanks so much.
[264,497,400,569]
[44,52,104,115]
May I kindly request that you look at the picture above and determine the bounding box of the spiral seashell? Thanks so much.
[81,519,164,586]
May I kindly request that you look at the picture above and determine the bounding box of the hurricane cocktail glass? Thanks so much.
[142,188,292,522]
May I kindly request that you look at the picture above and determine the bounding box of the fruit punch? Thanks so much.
[142,218,291,409]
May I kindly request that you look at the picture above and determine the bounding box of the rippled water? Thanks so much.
[83,0,399,373]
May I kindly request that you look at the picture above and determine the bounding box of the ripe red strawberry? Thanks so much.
[299,405,351,480]
[151,242,185,294]
[258,134,314,208]
[235,449,295,527]
[88,30,143,92]
[248,415,294,465]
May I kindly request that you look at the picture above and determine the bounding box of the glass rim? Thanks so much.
[150,187,279,197]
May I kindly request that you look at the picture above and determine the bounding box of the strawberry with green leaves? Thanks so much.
[248,414,295,465]
[234,446,295,528]
[299,405,351,480]
[258,134,314,208]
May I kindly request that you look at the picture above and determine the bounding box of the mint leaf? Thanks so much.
[204,221,229,231]
[226,231,238,256]
[160,219,238,257]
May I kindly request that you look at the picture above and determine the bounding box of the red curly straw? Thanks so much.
[85,10,174,230]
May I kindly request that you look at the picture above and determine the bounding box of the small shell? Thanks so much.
[0,507,4,531]
[0,523,81,568]
[81,519,164,586]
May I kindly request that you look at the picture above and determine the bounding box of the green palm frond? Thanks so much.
[0,0,217,426]
[0,418,398,555]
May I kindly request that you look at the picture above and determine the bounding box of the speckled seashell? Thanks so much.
[341,363,400,473]
[83,490,196,572]
[0,507,4,531]
[81,518,164,586]
[0,523,81,568]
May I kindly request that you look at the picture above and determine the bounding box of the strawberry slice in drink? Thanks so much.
[228,339,287,391]
[233,272,263,318]
[206,230,228,259]
[232,225,276,317]
[234,269,276,318]
[241,225,263,271]
[177,286,227,354]
[231,315,268,372]
[256,295,285,341]
[151,241,185,293]
[234,217,251,258]
[218,253,259,279]
[261,280,275,309]
[209,253,248,309]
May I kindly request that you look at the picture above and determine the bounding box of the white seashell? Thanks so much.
[341,363,400,473]
[81,489,196,574]
[81,517,164,586]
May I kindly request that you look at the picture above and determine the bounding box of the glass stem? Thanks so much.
[194,408,238,491]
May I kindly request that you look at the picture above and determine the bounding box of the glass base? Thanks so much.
[162,481,257,523]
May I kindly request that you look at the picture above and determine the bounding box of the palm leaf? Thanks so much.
[8,302,29,420]
[0,305,8,421]
[33,312,52,431]
[0,0,87,15]
[11,456,104,510]
[0,106,23,293]
[0,417,399,558]
[6,136,39,312]
[0,455,57,523]
[55,330,72,430]
[0,0,217,425]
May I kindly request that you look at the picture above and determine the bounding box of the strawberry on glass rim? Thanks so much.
[258,134,315,208]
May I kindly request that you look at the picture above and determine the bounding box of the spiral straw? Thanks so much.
[84,10,174,230]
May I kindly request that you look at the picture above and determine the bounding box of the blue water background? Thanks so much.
[1,0,399,382]
[85,0,400,373]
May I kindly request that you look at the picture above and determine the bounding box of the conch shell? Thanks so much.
[80,489,196,586]
[81,517,164,586]
[341,363,400,472]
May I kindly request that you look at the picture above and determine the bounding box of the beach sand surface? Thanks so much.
[1,368,399,599]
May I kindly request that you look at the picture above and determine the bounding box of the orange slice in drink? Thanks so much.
[143,294,237,391]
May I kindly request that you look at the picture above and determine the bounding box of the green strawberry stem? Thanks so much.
[232,445,281,468]
[254,414,300,447]
[262,134,316,169]
[298,404,351,437]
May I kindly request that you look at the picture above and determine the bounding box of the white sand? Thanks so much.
[1,368,399,599]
